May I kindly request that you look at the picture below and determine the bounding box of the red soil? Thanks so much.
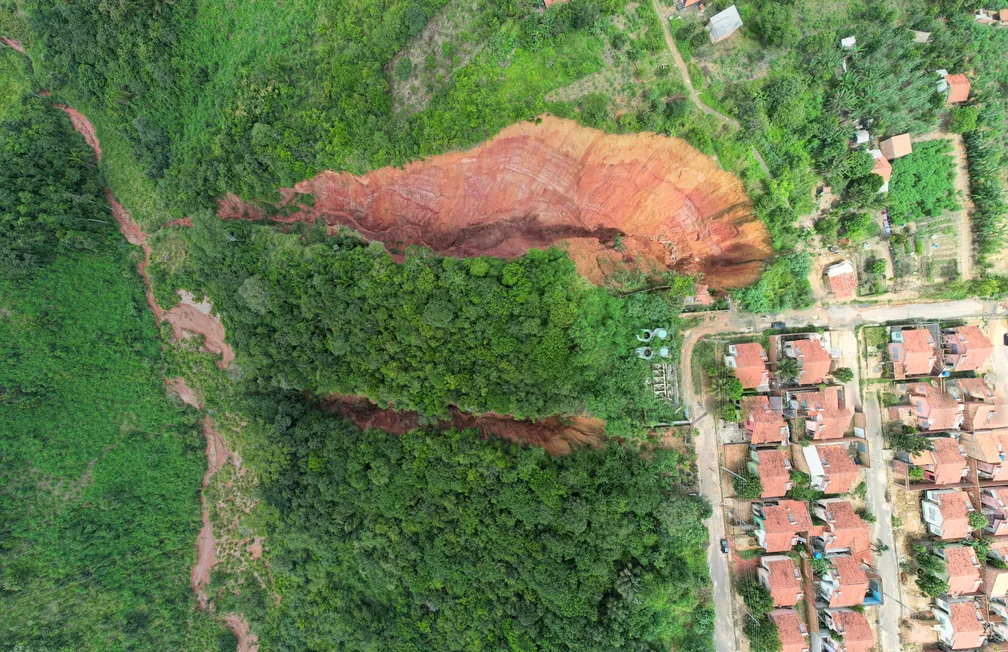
[219,116,771,288]
[1,37,25,54]
[225,614,260,652]
[165,290,235,369]
[164,376,204,410]
[191,416,231,609]
[164,216,193,228]
[54,105,102,162]
[325,395,606,456]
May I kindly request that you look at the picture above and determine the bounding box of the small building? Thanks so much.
[840,36,856,49]
[783,337,833,385]
[903,436,968,485]
[820,609,874,652]
[826,261,857,301]
[958,430,1008,480]
[741,395,790,446]
[685,283,713,306]
[909,382,965,431]
[812,499,872,563]
[946,73,971,104]
[922,489,976,540]
[803,444,860,494]
[817,555,873,608]
[879,133,913,160]
[938,545,983,595]
[706,5,742,43]
[911,30,931,43]
[990,539,1008,565]
[854,129,870,145]
[943,325,993,373]
[870,149,892,192]
[725,342,770,390]
[889,327,938,377]
[759,555,804,607]
[749,448,793,498]
[932,597,987,650]
[753,500,812,553]
[789,386,853,440]
[980,488,1008,536]
[986,565,1008,599]
[951,378,1008,432]
[770,609,811,652]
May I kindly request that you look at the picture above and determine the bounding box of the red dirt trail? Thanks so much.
[225,614,260,652]
[219,116,771,288]
[191,416,230,609]
[164,376,204,410]
[325,395,606,456]
[1,36,25,54]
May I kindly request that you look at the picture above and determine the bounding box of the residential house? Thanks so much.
[989,539,1008,565]
[753,500,812,553]
[706,5,742,43]
[685,283,713,306]
[938,545,983,595]
[826,262,857,300]
[812,499,872,563]
[770,609,810,652]
[945,73,971,104]
[741,395,789,445]
[879,133,913,160]
[949,378,1008,432]
[959,430,1008,481]
[749,449,793,498]
[889,327,938,377]
[817,555,872,608]
[802,444,860,494]
[932,597,987,650]
[790,386,853,440]
[759,555,804,607]
[908,382,964,431]
[922,489,976,540]
[870,149,892,193]
[980,488,1008,536]
[725,342,770,390]
[783,337,832,385]
[840,35,856,49]
[820,609,874,652]
[943,325,993,372]
[986,565,1008,599]
[903,437,968,485]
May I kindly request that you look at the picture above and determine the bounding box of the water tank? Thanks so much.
[659,347,670,358]
[636,329,654,342]
[636,347,654,360]
[654,328,669,340]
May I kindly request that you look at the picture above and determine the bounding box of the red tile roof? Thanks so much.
[936,490,975,540]
[693,283,712,305]
[880,133,912,160]
[911,437,967,485]
[742,395,789,445]
[731,342,769,389]
[944,546,982,595]
[872,154,893,183]
[816,444,860,494]
[946,73,971,104]
[789,338,832,385]
[763,556,803,606]
[827,556,869,607]
[799,386,853,440]
[771,610,808,652]
[948,601,985,649]
[896,328,937,376]
[819,500,872,561]
[910,382,964,431]
[759,501,813,552]
[947,325,993,372]
[830,610,874,652]
[756,449,793,498]
[827,262,857,300]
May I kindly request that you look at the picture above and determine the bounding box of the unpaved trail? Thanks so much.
[1,36,25,54]
[191,417,230,609]
[225,614,259,652]
[165,376,204,409]
[325,395,606,456]
[220,115,771,289]
[913,131,974,280]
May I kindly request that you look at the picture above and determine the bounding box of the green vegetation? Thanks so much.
[911,543,949,598]
[833,367,854,382]
[887,140,959,224]
[733,471,763,499]
[253,397,715,650]
[787,470,824,506]
[732,252,813,313]
[736,578,781,652]
[970,510,989,531]
[890,424,933,455]
[0,93,222,648]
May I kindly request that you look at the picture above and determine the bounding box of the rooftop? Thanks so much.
[901,328,936,353]
[830,609,873,646]
[826,262,858,300]
[880,133,913,160]
[742,395,789,445]
[943,546,981,585]
[756,449,793,497]
[948,600,985,635]
[946,73,971,104]
[761,500,813,534]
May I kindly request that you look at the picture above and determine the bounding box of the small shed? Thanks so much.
[912,30,931,43]
[840,35,856,49]
[826,261,858,300]
[879,133,912,160]
[706,5,743,43]
[945,73,971,104]
[854,129,870,145]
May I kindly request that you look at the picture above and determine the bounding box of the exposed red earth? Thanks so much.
[225,614,260,652]
[218,115,771,288]
[1,36,25,54]
[324,395,606,456]
[191,417,231,609]
[164,376,204,410]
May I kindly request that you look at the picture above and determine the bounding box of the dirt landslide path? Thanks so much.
[220,115,771,289]
[325,395,606,456]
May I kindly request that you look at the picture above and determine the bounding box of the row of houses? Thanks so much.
[889,324,994,378]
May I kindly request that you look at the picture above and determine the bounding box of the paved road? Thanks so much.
[681,299,1004,652]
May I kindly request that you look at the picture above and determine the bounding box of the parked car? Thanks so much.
[881,209,892,238]
[720,538,729,554]
[771,321,787,330]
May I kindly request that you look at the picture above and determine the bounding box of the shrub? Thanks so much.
[832,367,854,382]
[733,471,763,499]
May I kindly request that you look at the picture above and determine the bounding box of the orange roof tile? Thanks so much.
[731,342,769,389]
[771,610,808,652]
[896,328,937,376]
[946,73,971,104]
[798,387,853,440]
[820,500,872,558]
[872,154,893,183]
[944,546,982,595]
[831,610,874,652]
[910,382,963,431]
[742,395,789,445]
[756,449,793,498]
[760,501,812,552]
[880,133,912,159]
[764,556,802,606]
[948,601,985,648]
[789,338,832,385]
[947,325,993,372]
[815,444,860,494]
[937,490,975,540]
[912,437,967,485]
